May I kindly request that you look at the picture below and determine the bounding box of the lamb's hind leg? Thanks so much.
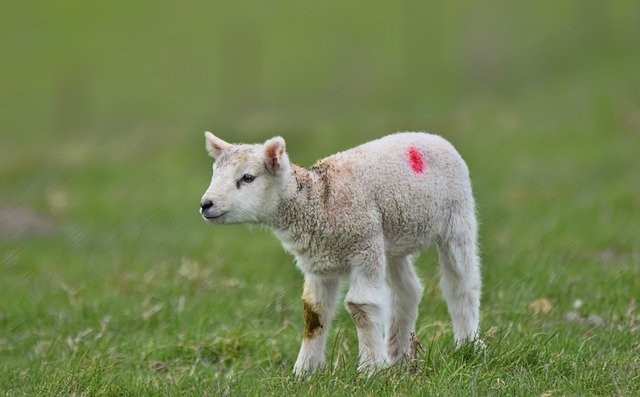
[386,255,423,364]
[436,212,482,346]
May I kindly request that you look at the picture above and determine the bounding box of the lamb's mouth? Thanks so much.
[202,211,228,221]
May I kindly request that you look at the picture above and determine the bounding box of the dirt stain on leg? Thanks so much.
[303,299,323,339]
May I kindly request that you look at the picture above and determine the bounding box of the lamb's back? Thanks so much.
[332,132,469,194]
[326,132,473,250]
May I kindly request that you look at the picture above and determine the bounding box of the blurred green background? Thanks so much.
[1,1,639,394]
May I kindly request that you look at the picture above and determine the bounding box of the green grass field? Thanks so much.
[1,1,639,395]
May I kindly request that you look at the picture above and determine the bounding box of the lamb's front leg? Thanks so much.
[345,249,389,372]
[294,275,339,375]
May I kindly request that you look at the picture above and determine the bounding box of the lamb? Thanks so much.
[199,131,482,374]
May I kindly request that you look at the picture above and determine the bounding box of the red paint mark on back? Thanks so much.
[407,146,425,174]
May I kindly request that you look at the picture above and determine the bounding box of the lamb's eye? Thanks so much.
[242,174,255,183]
[236,174,255,188]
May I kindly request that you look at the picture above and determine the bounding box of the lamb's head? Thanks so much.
[200,132,292,224]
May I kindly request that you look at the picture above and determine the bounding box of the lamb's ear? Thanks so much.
[204,131,231,159]
[263,136,290,174]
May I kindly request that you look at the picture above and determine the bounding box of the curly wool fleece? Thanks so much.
[200,132,482,374]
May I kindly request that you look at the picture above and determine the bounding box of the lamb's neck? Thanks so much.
[267,164,325,232]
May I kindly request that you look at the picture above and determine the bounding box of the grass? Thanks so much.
[1,1,640,395]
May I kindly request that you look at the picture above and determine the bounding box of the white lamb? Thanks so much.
[199,131,482,374]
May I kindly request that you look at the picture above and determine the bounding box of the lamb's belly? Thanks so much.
[382,214,438,257]
[293,252,348,276]
[384,232,434,257]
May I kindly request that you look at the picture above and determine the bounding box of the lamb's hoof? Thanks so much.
[356,358,390,376]
[387,349,411,366]
[455,337,486,355]
[293,360,324,378]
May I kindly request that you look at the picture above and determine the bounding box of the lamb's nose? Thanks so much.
[200,200,214,211]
